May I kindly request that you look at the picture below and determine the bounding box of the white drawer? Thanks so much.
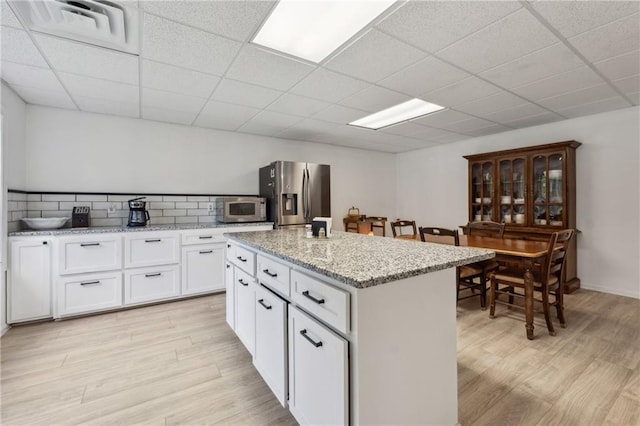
[291,270,350,335]
[257,254,290,298]
[57,271,122,316]
[124,232,179,268]
[230,244,256,276]
[181,229,225,245]
[58,235,122,275]
[124,265,180,305]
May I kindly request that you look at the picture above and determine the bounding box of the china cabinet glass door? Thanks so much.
[471,161,494,222]
[532,153,564,227]
[498,157,526,225]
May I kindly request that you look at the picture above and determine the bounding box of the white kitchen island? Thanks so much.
[224,228,494,426]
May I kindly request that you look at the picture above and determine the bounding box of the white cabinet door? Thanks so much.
[254,284,288,407]
[225,262,235,329]
[124,265,180,305]
[256,254,290,298]
[57,271,122,316]
[288,306,348,426]
[58,235,122,275]
[9,239,52,323]
[181,243,225,296]
[124,232,179,268]
[234,268,255,355]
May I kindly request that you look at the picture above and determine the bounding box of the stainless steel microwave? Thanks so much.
[217,197,266,223]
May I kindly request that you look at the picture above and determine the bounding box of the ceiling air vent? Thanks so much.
[9,0,139,55]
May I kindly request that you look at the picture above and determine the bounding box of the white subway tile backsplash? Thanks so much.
[42,194,76,202]
[188,196,209,202]
[149,202,175,209]
[175,202,198,209]
[59,202,85,210]
[91,210,108,219]
[149,217,175,225]
[163,196,187,202]
[107,210,128,218]
[92,202,114,210]
[141,195,163,202]
[198,216,217,223]
[41,210,70,219]
[162,209,187,217]
[8,192,27,201]
[8,201,18,210]
[26,211,41,218]
[29,202,59,210]
[77,194,107,201]
[147,210,163,217]
[108,195,135,202]
[27,194,42,201]
[18,201,27,210]
[91,218,122,227]
[187,209,208,216]
[11,211,24,221]
[175,216,198,224]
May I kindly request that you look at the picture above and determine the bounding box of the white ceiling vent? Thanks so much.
[10,0,139,55]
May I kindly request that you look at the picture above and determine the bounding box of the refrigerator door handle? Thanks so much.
[302,168,307,220]
[305,168,311,220]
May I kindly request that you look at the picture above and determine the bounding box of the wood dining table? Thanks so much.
[458,235,554,340]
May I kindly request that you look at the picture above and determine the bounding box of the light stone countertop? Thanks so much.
[9,222,273,237]
[225,228,495,289]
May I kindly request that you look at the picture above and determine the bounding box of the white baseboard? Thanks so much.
[580,283,640,299]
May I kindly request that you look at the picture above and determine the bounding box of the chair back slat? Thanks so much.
[544,229,574,285]
[465,221,505,238]
[391,220,418,238]
[418,227,460,246]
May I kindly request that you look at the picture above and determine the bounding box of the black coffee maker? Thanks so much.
[127,197,150,227]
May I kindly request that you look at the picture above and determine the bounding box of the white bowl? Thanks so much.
[22,217,69,230]
[514,198,525,204]
[474,198,481,203]
[548,170,562,179]
[500,196,511,204]
[482,197,491,204]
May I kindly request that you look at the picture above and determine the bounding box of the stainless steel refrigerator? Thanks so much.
[259,161,331,228]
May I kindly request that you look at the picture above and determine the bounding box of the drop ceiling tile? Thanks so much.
[378,56,469,96]
[1,2,22,28]
[194,101,260,131]
[1,27,48,67]
[312,104,370,124]
[439,117,498,133]
[33,34,139,85]
[412,109,476,127]
[554,96,631,118]
[613,75,640,95]
[594,50,640,81]
[376,1,522,53]
[538,84,622,111]
[141,88,207,113]
[569,13,640,63]
[142,106,198,125]
[406,125,460,140]
[465,124,512,137]
[289,68,369,103]
[275,119,340,141]
[237,110,303,137]
[455,91,527,116]
[480,103,549,124]
[1,61,64,92]
[429,132,470,145]
[422,76,502,107]
[324,29,426,83]
[503,112,565,129]
[531,1,640,39]
[266,94,331,118]
[211,79,282,109]
[511,67,605,101]
[142,60,219,98]
[437,9,558,73]
[225,45,315,91]
[480,43,585,89]
[59,72,139,104]
[141,1,274,41]
[378,122,430,137]
[339,85,411,113]
[74,96,139,118]
[627,92,640,104]
[143,14,242,76]
[9,84,76,109]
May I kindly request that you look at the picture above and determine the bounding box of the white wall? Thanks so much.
[24,106,397,230]
[396,106,640,299]
[1,82,27,335]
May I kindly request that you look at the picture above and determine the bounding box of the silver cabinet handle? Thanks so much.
[199,250,213,254]
[80,280,101,286]
[199,235,213,239]
[145,273,162,278]
[80,242,100,247]
[145,239,161,243]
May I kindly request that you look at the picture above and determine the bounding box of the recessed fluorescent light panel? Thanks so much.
[252,0,396,63]
[349,99,445,130]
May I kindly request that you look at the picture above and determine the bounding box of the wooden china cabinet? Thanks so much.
[463,141,581,292]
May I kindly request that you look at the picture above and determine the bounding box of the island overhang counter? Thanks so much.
[224,228,494,425]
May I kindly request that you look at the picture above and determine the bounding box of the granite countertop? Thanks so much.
[9,222,273,237]
[226,228,495,289]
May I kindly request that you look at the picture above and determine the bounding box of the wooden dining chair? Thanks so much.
[465,221,505,238]
[391,220,418,239]
[419,227,486,308]
[489,229,574,336]
[366,216,387,237]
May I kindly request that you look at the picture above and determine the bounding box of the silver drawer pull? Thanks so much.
[80,243,100,247]
[302,290,325,304]
[199,250,213,254]
[145,273,162,278]
[300,329,323,348]
[237,256,247,262]
[145,239,161,243]
[238,278,249,286]
[258,299,272,310]
[262,269,277,278]
[199,235,213,239]
[80,280,101,286]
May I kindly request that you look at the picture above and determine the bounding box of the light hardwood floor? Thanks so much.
[1,289,638,425]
